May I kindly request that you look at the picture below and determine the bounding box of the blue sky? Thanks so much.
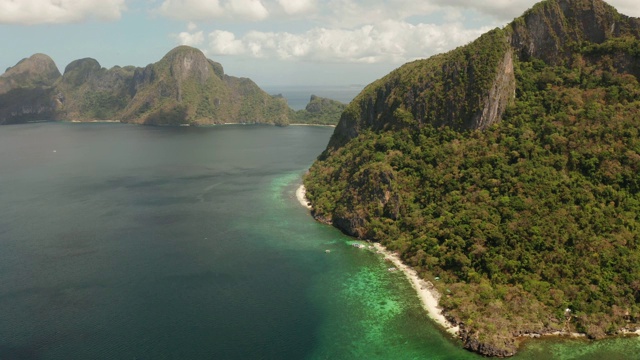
[1,0,638,87]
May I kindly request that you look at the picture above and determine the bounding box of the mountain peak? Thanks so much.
[63,58,101,75]
[0,53,60,94]
[305,0,640,357]
[325,0,640,152]
[159,46,214,84]
[508,0,640,64]
[62,58,103,87]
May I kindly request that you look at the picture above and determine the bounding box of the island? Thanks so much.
[0,46,345,126]
[304,0,640,356]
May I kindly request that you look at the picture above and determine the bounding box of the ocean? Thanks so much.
[0,123,638,359]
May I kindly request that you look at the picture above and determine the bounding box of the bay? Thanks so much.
[0,123,637,359]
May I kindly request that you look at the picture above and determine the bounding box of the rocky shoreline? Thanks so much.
[298,187,640,357]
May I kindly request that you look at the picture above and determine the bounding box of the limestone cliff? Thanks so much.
[326,28,516,152]
[54,59,135,121]
[305,0,640,357]
[0,54,62,124]
[292,95,347,125]
[0,46,290,125]
[325,0,640,154]
[509,0,640,65]
[0,53,61,94]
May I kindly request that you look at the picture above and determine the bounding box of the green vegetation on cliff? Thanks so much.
[292,95,346,125]
[327,27,514,150]
[305,0,640,356]
[0,46,343,126]
[0,53,61,94]
[56,59,135,121]
[116,46,288,126]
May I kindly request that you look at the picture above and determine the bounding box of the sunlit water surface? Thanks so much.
[0,123,638,359]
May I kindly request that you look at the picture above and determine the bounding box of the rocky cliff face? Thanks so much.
[509,0,640,65]
[62,58,103,86]
[306,0,640,357]
[0,88,58,125]
[326,28,515,152]
[119,46,290,126]
[326,0,640,154]
[470,49,516,130]
[0,53,61,95]
[166,46,213,86]
[0,46,291,125]
[0,54,61,124]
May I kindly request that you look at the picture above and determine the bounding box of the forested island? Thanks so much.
[0,46,344,126]
[305,0,640,356]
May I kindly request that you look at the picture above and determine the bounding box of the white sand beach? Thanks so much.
[297,183,458,335]
[289,124,336,127]
[373,243,460,336]
[296,185,312,209]
[297,185,640,342]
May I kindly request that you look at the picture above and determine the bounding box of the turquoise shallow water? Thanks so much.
[0,122,638,359]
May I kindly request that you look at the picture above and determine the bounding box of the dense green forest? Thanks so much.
[305,33,640,356]
[292,95,346,125]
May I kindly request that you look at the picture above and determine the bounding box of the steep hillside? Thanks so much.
[0,46,292,125]
[55,58,136,121]
[293,95,347,125]
[327,28,515,151]
[0,53,61,94]
[0,54,62,124]
[119,46,290,126]
[305,0,640,356]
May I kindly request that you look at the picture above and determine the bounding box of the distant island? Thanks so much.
[0,46,345,126]
[305,0,640,357]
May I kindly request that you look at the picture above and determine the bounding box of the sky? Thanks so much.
[0,0,639,87]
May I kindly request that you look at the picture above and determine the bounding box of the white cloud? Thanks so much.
[157,0,640,23]
[0,0,126,24]
[178,30,204,46]
[158,0,270,21]
[196,20,488,64]
[278,0,315,15]
[607,0,640,17]
[324,0,441,27]
[156,0,446,24]
[432,0,640,21]
[171,0,640,68]
[208,30,246,55]
[158,0,224,21]
[224,0,269,20]
[431,0,533,21]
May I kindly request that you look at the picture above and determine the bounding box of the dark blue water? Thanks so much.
[0,123,638,359]
[0,124,329,359]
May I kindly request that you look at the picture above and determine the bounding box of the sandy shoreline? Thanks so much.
[373,243,460,335]
[297,184,458,335]
[289,123,336,127]
[295,185,640,344]
[69,120,121,123]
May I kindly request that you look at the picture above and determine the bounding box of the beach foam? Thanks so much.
[299,183,457,335]
[296,185,312,210]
